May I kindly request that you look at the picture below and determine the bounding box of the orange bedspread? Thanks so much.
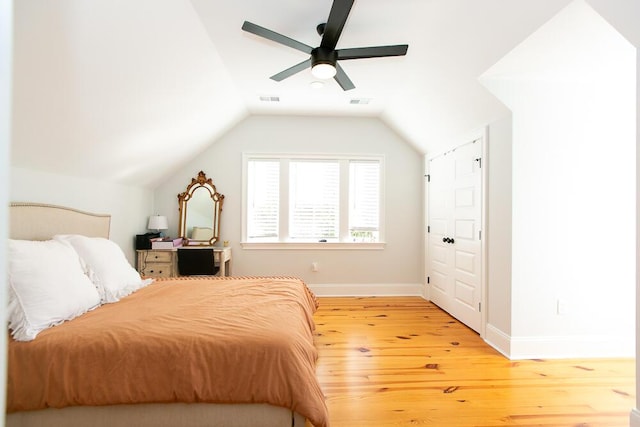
[8,276,329,427]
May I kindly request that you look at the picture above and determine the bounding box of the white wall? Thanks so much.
[1,0,12,422]
[576,0,640,422]
[481,0,636,358]
[635,48,640,427]
[9,167,153,263]
[485,115,513,348]
[153,115,424,292]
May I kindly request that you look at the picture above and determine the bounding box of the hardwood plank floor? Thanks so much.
[312,297,635,427]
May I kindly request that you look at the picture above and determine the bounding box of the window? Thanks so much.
[349,161,380,242]
[289,160,340,241]
[243,154,384,249]
[246,160,279,240]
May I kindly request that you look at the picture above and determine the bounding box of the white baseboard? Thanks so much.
[630,408,640,427]
[484,323,512,358]
[308,283,426,298]
[483,325,635,360]
[509,334,635,359]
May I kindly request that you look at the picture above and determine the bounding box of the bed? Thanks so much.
[7,203,329,427]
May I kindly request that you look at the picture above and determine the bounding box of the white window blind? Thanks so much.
[289,161,339,241]
[247,160,279,240]
[349,161,380,242]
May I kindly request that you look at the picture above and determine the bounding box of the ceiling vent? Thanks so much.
[349,98,371,105]
[259,96,280,102]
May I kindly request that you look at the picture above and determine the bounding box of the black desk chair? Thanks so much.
[177,248,219,276]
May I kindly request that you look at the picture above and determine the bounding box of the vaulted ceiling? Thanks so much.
[12,0,581,187]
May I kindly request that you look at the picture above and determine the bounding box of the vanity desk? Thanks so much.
[137,247,231,278]
[139,171,230,279]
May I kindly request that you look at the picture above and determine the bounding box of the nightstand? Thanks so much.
[136,249,176,278]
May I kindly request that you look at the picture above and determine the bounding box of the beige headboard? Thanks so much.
[9,203,111,240]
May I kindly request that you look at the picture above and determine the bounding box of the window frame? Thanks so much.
[241,153,385,250]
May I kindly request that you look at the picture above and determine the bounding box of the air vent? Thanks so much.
[349,98,371,105]
[259,96,280,102]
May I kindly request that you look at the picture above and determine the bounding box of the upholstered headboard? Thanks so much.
[9,203,111,240]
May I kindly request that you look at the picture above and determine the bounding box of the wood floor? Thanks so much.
[312,297,635,427]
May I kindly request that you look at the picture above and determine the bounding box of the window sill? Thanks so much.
[240,242,386,250]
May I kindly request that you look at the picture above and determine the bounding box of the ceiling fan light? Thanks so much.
[311,63,337,80]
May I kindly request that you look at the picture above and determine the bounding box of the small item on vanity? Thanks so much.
[223,240,229,247]
[151,237,183,250]
[135,233,161,250]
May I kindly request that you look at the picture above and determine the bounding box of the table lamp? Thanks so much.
[147,215,168,236]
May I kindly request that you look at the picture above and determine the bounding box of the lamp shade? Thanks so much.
[147,215,168,231]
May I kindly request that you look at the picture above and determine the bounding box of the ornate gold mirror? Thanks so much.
[178,171,224,246]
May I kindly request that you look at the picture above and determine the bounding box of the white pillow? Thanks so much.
[54,235,153,303]
[8,239,102,341]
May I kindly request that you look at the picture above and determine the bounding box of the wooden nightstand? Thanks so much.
[136,249,176,278]
[136,247,232,278]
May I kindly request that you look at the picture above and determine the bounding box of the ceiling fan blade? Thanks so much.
[334,63,355,91]
[320,0,354,50]
[242,21,313,54]
[337,45,409,60]
[270,59,312,81]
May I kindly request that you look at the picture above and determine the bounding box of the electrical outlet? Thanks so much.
[557,299,567,315]
[311,262,319,272]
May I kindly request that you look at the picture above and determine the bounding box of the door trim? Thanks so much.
[479,126,488,339]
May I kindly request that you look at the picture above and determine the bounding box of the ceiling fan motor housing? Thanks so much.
[311,47,337,68]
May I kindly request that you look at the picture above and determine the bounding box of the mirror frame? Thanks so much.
[177,171,224,246]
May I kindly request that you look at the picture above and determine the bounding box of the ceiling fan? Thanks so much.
[241,0,408,91]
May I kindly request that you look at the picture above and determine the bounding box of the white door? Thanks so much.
[427,140,483,332]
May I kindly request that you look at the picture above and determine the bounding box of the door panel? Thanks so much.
[454,219,475,240]
[454,249,475,274]
[428,139,482,333]
[454,279,475,308]
[455,187,475,207]
[431,245,448,264]
[431,270,448,294]
[430,219,448,236]
[427,153,453,313]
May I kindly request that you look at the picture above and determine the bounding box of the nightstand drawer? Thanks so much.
[141,264,173,278]
[146,251,173,263]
